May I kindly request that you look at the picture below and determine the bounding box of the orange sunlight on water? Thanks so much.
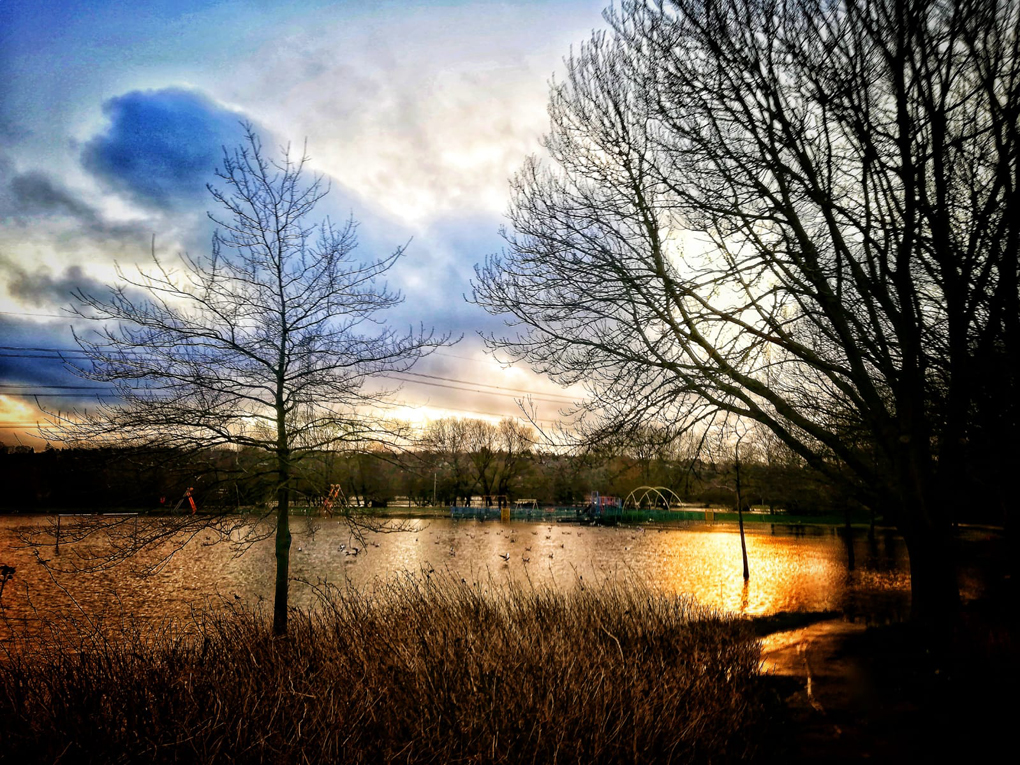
[0,516,912,646]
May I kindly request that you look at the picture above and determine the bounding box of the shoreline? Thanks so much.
[0,507,1006,539]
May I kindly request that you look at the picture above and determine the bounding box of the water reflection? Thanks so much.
[0,516,913,644]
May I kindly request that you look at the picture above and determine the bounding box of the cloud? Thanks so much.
[0,252,112,309]
[9,172,104,226]
[0,114,27,142]
[219,6,574,226]
[0,168,160,261]
[385,211,508,331]
[81,88,249,208]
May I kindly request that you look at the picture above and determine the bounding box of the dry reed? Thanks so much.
[0,574,779,764]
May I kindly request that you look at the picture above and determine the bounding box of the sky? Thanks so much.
[0,0,610,447]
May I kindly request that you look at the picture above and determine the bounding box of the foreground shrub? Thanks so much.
[0,575,778,763]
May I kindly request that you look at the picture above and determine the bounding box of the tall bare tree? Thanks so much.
[464,419,500,501]
[58,126,448,634]
[494,419,535,498]
[419,417,475,505]
[474,0,1019,623]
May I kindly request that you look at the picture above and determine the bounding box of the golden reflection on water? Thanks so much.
[654,531,854,616]
[0,516,913,644]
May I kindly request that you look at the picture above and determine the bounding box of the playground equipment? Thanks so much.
[588,491,622,513]
[623,486,684,511]
[320,484,348,516]
[622,486,714,521]
[450,503,579,521]
[171,487,197,514]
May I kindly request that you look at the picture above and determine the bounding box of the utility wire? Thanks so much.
[0,378,572,406]
[0,384,108,390]
[0,310,73,319]
[0,339,531,373]
[0,345,579,403]
[0,331,508,363]
[391,369,576,401]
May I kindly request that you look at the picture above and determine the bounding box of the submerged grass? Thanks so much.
[0,574,779,764]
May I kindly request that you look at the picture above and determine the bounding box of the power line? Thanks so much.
[391,369,575,401]
[0,388,568,427]
[0,310,66,319]
[370,398,563,425]
[0,396,103,401]
[0,346,145,357]
[0,340,510,368]
[0,345,82,353]
[0,385,566,426]
[0,376,571,406]
[0,400,563,427]
[0,384,108,390]
[0,344,580,404]
[380,375,571,406]
[0,352,87,360]
[0,310,101,320]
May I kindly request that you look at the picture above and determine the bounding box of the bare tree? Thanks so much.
[474,0,1019,623]
[494,419,535,498]
[415,417,535,505]
[52,126,448,634]
[419,417,475,505]
[464,419,500,502]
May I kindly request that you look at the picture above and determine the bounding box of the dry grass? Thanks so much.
[0,574,779,764]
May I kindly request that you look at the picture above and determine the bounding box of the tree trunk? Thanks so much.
[737,505,750,581]
[273,452,292,636]
[735,444,749,581]
[843,503,856,572]
[904,528,958,628]
[893,421,960,628]
[902,494,959,629]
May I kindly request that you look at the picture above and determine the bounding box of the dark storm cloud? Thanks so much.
[0,253,110,308]
[9,172,103,225]
[1,168,154,250]
[81,88,248,208]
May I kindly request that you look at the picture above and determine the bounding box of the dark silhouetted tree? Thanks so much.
[474,0,1019,623]
[58,127,448,634]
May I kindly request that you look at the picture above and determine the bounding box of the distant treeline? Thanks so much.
[0,418,1005,525]
[2,439,835,516]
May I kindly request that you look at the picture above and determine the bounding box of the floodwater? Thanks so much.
[0,514,919,645]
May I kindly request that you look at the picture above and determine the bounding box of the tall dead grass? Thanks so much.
[0,574,778,763]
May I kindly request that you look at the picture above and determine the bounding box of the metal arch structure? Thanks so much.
[623,486,684,511]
